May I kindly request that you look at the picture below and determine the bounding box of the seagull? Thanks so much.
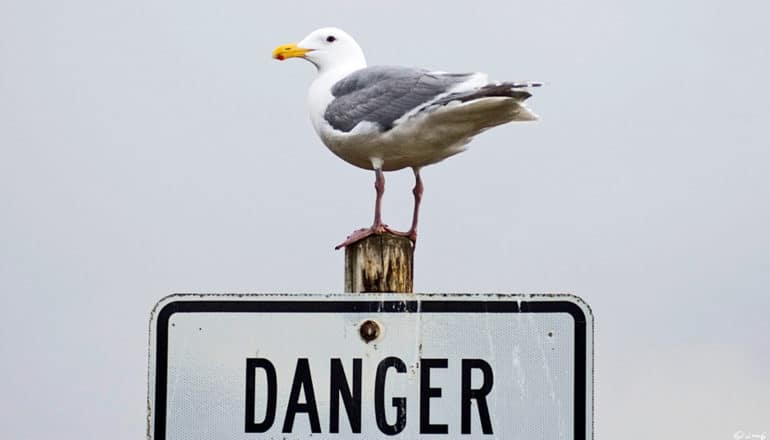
[272,27,541,249]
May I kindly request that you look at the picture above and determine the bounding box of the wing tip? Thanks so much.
[510,81,544,88]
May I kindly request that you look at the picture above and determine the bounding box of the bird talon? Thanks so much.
[335,224,403,250]
[372,224,388,234]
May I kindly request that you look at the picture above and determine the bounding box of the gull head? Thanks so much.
[272,27,366,73]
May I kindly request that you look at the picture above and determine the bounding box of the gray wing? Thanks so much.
[324,66,474,133]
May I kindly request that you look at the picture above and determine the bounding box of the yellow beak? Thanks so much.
[272,43,312,61]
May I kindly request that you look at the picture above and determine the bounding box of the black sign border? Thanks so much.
[153,299,589,439]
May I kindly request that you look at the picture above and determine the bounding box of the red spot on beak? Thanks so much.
[277,54,285,61]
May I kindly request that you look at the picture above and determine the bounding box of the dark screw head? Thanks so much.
[359,319,380,343]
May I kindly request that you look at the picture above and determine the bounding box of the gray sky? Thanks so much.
[1,0,768,438]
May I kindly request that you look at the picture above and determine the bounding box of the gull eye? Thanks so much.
[326,35,336,43]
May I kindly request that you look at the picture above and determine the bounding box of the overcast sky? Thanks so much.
[1,0,768,438]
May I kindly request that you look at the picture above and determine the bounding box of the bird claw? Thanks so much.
[334,228,377,250]
[334,225,416,250]
[386,229,418,243]
[372,224,388,234]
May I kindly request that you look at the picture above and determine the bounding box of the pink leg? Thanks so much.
[388,167,422,242]
[372,168,386,231]
[335,169,392,249]
[406,167,423,241]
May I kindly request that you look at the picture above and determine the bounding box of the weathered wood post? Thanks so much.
[344,233,414,293]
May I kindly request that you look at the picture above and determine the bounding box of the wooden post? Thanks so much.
[344,233,414,293]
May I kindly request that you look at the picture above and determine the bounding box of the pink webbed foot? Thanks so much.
[334,224,413,250]
[383,228,418,243]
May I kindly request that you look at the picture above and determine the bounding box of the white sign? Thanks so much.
[148,294,593,440]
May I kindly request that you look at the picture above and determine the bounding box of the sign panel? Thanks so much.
[148,294,593,439]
